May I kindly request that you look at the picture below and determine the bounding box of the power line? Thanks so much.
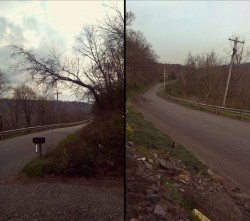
[238,31,250,38]
[211,39,229,49]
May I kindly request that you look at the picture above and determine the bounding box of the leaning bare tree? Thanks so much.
[9,4,124,113]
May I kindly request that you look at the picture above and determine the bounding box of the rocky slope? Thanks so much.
[127,141,250,221]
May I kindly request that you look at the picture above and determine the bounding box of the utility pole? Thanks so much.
[163,64,166,93]
[0,115,2,132]
[54,90,62,123]
[222,37,244,106]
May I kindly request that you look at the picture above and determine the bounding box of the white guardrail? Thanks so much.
[160,92,250,120]
[0,119,92,138]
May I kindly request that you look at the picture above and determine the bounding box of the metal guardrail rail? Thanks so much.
[0,119,92,138]
[160,92,250,120]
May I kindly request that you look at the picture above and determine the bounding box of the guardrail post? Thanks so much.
[215,107,218,114]
[241,113,244,120]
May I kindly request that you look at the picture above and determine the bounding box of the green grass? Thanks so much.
[127,85,151,100]
[162,81,183,97]
[22,111,124,178]
[163,180,200,221]
[127,107,205,220]
[127,107,206,173]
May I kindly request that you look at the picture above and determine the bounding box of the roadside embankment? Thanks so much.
[126,107,250,221]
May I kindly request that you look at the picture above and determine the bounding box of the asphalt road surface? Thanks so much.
[0,124,87,181]
[132,84,250,193]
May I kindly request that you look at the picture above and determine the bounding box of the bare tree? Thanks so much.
[13,85,37,127]
[5,98,20,129]
[0,70,11,131]
[126,11,159,91]
[9,5,124,113]
[177,41,250,109]
[0,70,11,98]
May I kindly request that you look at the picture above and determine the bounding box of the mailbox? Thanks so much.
[33,137,45,144]
[33,137,45,157]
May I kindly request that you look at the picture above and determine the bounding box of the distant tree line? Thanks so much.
[174,46,250,109]
[0,84,91,131]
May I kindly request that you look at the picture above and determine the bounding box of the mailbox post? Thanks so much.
[33,137,45,157]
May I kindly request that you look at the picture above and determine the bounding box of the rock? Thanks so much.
[143,213,156,221]
[138,215,144,220]
[154,159,160,166]
[176,173,190,185]
[179,188,185,193]
[146,205,154,213]
[159,159,168,169]
[207,169,214,176]
[146,189,153,194]
[144,161,153,170]
[244,209,250,218]
[128,141,134,147]
[211,174,223,184]
[136,162,146,175]
[232,186,241,193]
[164,154,170,161]
[137,157,146,161]
[162,192,174,202]
[153,153,158,159]
[151,184,160,194]
[155,175,161,181]
[148,194,161,205]
[159,160,178,176]
[156,180,161,188]
[148,159,154,164]
[168,205,180,216]
[153,205,166,219]
[158,169,166,173]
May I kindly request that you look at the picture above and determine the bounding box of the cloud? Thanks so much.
[0,13,69,85]
[0,17,26,47]
[0,1,124,100]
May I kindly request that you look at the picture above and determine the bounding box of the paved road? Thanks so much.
[0,124,87,181]
[132,84,250,193]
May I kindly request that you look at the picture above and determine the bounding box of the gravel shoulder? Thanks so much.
[0,177,124,221]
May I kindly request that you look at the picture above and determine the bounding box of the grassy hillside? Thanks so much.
[126,107,206,173]
[22,110,124,178]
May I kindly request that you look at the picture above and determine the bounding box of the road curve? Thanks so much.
[0,124,88,181]
[132,84,250,193]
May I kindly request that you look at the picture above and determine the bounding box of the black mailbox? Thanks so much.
[33,137,45,144]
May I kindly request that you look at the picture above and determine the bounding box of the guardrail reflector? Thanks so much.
[192,209,211,221]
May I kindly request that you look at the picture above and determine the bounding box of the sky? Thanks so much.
[126,1,250,65]
[0,1,123,101]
